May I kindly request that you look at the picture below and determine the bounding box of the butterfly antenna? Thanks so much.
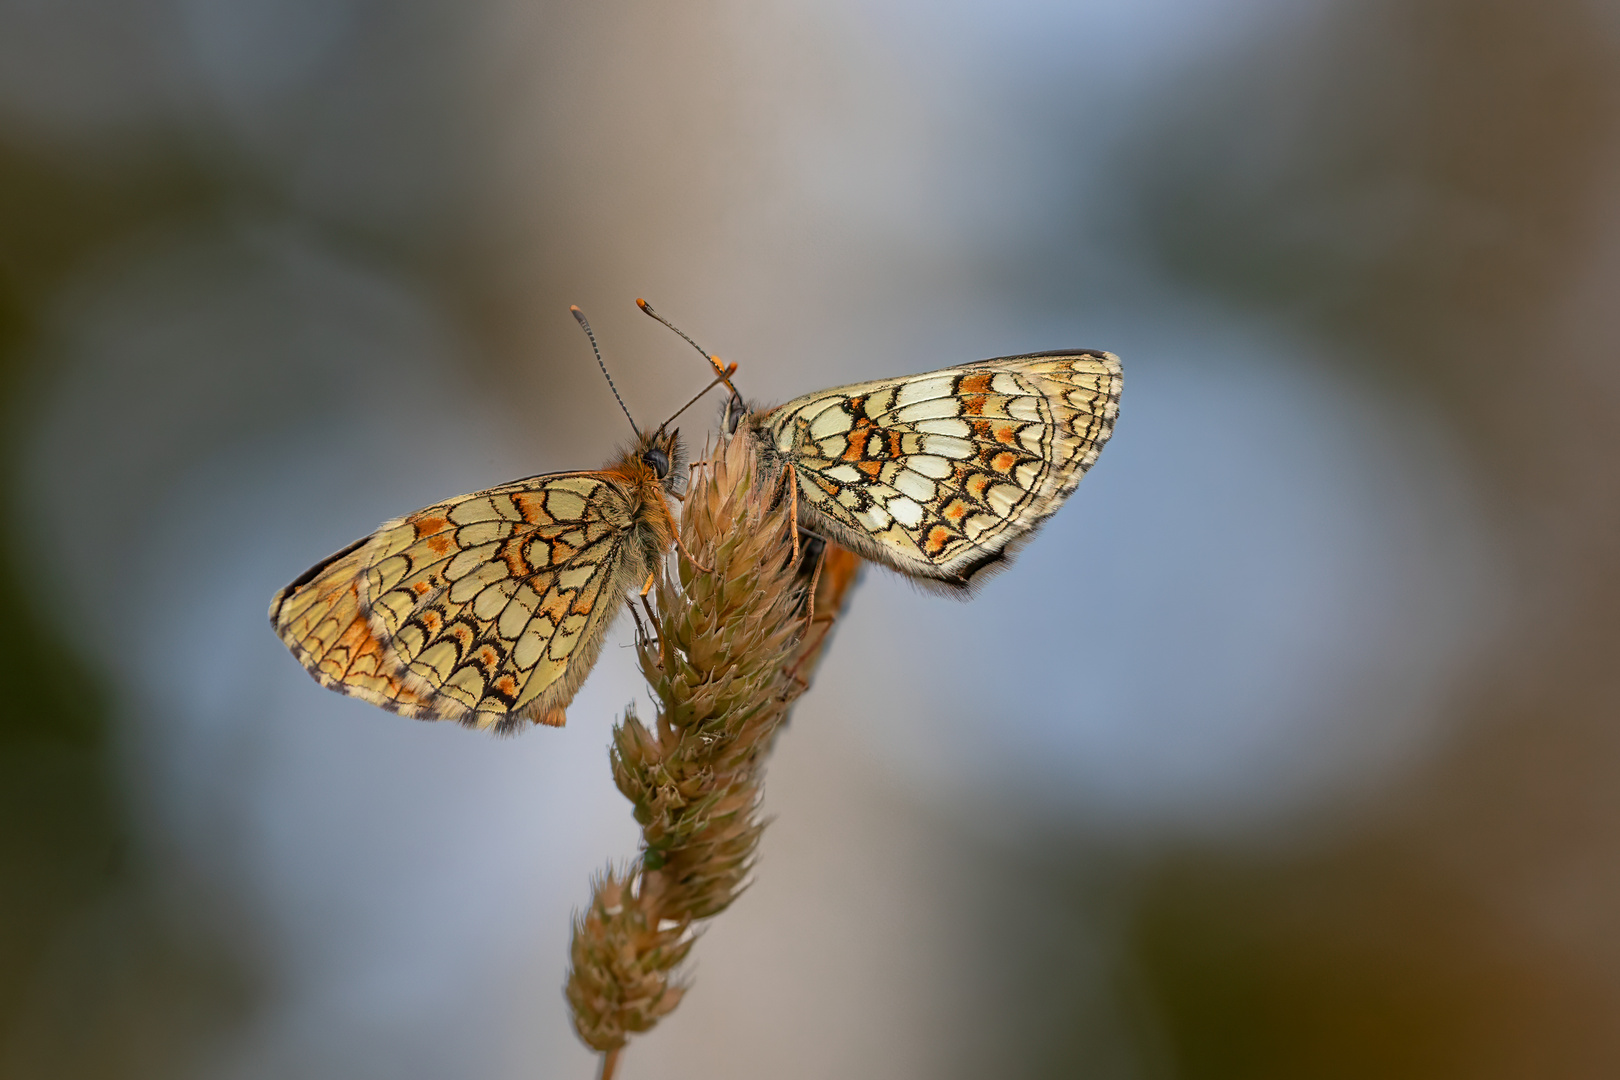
[657,370,736,432]
[571,305,640,438]
[636,298,740,399]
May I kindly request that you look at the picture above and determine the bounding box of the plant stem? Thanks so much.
[565,435,862,1065]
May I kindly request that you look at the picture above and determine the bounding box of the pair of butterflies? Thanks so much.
[269,304,1122,734]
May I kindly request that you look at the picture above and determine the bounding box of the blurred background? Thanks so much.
[2,0,1618,1076]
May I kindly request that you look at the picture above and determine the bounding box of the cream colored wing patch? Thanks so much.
[270,473,639,732]
[754,351,1121,589]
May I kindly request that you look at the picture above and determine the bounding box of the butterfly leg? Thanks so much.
[638,591,668,670]
[802,537,826,626]
[784,461,801,566]
[671,531,713,574]
[782,543,831,691]
[627,599,659,652]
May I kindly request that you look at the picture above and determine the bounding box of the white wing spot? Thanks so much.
[855,504,893,531]
[888,496,924,528]
[894,470,936,502]
[907,455,953,479]
[895,375,954,406]
[921,434,974,459]
[810,408,856,440]
[894,399,961,423]
[913,417,972,438]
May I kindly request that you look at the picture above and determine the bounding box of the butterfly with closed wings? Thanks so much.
[728,353,1122,593]
[269,307,722,734]
[628,299,1121,595]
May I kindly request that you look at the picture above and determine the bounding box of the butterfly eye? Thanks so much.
[642,448,671,477]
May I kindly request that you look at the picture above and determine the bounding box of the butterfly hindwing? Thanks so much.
[271,466,669,733]
[751,350,1121,591]
[268,535,441,716]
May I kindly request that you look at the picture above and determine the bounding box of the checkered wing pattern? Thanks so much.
[270,470,662,733]
[752,350,1121,591]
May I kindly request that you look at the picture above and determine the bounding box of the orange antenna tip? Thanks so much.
[637,297,744,399]
[708,358,738,394]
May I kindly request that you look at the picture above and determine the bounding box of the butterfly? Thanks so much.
[269,307,721,734]
[731,350,1122,592]
[271,298,1119,733]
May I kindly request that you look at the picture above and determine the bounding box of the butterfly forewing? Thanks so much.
[752,350,1121,590]
[271,436,679,733]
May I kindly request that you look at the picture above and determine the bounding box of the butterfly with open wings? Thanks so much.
[270,301,1121,732]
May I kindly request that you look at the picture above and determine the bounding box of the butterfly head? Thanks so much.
[641,444,670,478]
[635,426,686,494]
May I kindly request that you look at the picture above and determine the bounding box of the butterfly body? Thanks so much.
[270,429,682,734]
[744,350,1121,592]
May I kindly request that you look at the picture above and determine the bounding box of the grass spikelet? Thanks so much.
[566,432,861,1075]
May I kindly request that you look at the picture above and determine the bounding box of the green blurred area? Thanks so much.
[0,141,251,1079]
